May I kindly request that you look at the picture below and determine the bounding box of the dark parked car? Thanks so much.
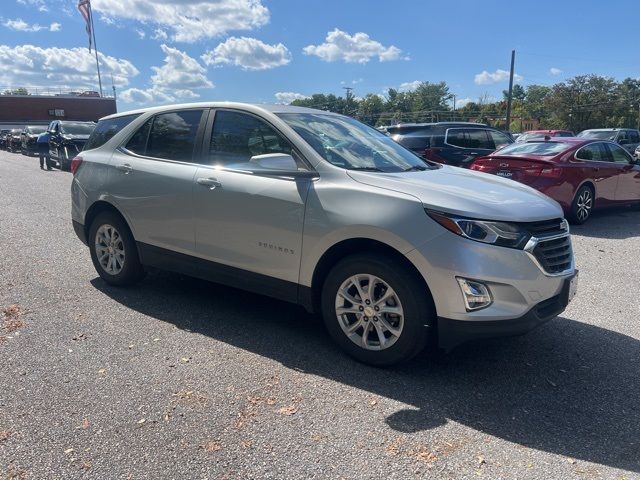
[6,129,23,152]
[515,129,574,142]
[47,120,96,171]
[470,138,640,224]
[386,122,513,167]
[0,129,11,149]
[577,128,640,156]
[20,125,47,156]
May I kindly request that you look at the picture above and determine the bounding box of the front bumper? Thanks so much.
[438,272,576,350]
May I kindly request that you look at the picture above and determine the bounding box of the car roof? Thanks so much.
[99,102,338,121]
[387,121,488,128]
[522,129,572,134]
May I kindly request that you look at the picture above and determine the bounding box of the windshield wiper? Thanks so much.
[349,167,385,172]
[403,165,428,172]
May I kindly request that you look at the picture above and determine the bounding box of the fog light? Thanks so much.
[456,278,493,311]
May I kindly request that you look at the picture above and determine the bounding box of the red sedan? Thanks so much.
[470,138,640,223]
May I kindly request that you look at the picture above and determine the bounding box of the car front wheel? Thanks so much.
[88,211,145,286]
[321,253,435,366]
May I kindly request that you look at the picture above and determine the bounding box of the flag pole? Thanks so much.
[88,1,103,97]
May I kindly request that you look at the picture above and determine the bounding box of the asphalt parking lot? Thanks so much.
[1,149,639,480]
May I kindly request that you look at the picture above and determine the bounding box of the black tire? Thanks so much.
[568,185,594,224]
[320,253,435,367]
[88,211,145,286]
[58,148,70,171]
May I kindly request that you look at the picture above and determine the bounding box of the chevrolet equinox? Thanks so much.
[71,103,578,366]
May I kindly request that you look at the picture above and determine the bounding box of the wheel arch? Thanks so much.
[83,200,135,244]
[306,237,435,316]
[575,180,596,205]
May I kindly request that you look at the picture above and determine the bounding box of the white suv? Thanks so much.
[71,103,577,366]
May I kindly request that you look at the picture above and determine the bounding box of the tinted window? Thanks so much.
[446,128,493,149]
[629,130,640,143]
[578,130,617,141]
[60,123,96,135]
[555,131,574,137]
[209,110,293,167]
[487,130,512,149]
[576,143,609,162]
[85,114,140,150]
[26,126,47,135]
[607,143,632,163]
[124,118,152,155]
[146,110,203,161]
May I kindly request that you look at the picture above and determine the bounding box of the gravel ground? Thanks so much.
[1,149,639,480]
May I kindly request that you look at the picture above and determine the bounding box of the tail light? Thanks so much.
[70,155,83,175]
[539,167,562,178]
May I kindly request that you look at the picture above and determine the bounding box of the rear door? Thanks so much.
[443,128,504,167]
[107,108,206,255]
[574,142,619,202]
[607,142,640,202]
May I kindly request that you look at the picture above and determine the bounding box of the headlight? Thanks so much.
[426,210,530,249]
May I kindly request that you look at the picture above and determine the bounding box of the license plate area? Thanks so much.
[496,170,513,178]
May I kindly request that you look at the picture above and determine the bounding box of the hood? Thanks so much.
[347,165,563,222]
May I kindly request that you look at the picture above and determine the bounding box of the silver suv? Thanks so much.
[71,103,578,366]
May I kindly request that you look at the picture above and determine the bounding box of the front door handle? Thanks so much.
[116,163,133,174]
[196,177,222,190]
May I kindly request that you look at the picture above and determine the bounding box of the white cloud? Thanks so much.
[151,28,167,41]
[303,29,404,64]
[135,29,146,39]
[3,18,61,32]
[0,44,138,88]
[454,97,473,108]
[274,92,309,104]
[399,80,422,92]
[120,44,213,105]
[16,0,48,12]
[549,67,562,76]
[91,0,270,43]
[202,37,291,71]
[474,69,523,85]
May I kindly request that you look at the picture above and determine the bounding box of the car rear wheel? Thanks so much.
[569,185,593,224]
[89,211,145,286]
[58,148,70,171]
[321,253,434,366]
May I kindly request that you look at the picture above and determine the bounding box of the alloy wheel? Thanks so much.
[95,224,125,275]
[576,189,593,222]
[334,274,404,351]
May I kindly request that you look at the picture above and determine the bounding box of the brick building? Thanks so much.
[0,94,117,129]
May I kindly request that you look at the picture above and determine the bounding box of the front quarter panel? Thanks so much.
[299,171,442,287]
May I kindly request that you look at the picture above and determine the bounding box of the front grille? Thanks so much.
[522,218,565,236]
[532,235,572,274]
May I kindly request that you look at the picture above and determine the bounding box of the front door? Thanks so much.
[193,109,311,285]
[106,109,206,255]
[607,142,640,202]
[574,142,620,203]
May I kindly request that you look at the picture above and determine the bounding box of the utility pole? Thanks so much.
[343,86,354,116]
[505,49,516,131]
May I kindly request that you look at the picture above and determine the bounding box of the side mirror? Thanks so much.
[250,153,298,170]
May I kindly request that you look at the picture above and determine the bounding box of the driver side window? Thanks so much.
[209,110,294,169]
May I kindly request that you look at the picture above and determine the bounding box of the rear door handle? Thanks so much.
[115,163,133,174]
[196,177,222,189]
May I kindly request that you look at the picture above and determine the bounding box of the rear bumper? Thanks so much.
[437,272,576,350]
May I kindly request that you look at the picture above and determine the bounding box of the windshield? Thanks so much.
[495,141,569,156]
[578,130,616,140]
[277,113,436,172]
[26,126,46,135]
[60,123,95,135]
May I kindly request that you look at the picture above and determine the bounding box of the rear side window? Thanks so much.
[125,110,204,161]
[487,130,512,149]
[575,143,609,162]
[446,128,494,149]
[85,114,140,150]
[607,143,632,163]
[629,130,640,142]
[391,129,433,150]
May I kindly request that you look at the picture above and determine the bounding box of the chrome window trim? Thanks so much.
[574,141,611,162]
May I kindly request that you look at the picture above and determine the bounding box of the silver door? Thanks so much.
[193,109,312,283]
[107,109,206,255]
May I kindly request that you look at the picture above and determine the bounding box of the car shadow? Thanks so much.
[92,272,640,473]
[571,205,640,239]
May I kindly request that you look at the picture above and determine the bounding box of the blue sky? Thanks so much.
[1,0,638,111]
